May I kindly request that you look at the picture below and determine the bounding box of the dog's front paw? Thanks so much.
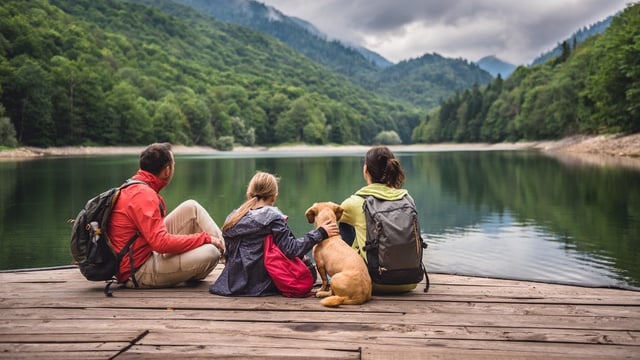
[316,290,331,298]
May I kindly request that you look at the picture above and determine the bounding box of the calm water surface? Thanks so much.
[1,149,638,289]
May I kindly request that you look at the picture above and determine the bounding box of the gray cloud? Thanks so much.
[260,0,630,65]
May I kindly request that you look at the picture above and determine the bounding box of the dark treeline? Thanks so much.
[412,3,639,143]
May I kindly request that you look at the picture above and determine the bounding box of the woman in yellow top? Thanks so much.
[339,145,419,293]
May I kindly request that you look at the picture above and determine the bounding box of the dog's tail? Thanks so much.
[320,295,347,307]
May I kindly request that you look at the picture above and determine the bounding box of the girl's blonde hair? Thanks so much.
[222,171,280,231]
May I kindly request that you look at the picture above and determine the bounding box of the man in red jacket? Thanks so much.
[109,142,225,288]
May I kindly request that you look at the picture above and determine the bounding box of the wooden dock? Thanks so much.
[0,266,638,359]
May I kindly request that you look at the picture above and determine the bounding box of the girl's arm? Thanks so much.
[270,218,326,258]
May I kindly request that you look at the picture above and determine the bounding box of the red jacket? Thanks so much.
[109,170,211,283]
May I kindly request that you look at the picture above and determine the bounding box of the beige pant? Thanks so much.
[127,199,222,288]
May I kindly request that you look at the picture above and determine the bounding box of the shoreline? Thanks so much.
[0,142,543,157]
[1,133,639,166]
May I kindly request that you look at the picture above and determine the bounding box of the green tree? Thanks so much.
[0,116,17,147]
[175,87,215,146]
[50,56,84,145]
[0,97,17,147]
[104,81,152,145]
[6,58,54,146]
[586,4,640,132]
[321,101,361,144]
[554,41,572,65]
[231,117,255,146]
[215,135,234,151]
[152,94,185,144]
[373,130,402,145]
[275,96,325,143]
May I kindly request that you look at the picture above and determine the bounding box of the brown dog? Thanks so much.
[305,202,372,307]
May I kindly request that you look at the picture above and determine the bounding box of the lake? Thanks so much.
[1,149,638,290]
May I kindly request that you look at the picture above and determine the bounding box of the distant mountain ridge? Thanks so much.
[530,15,615,66]
[475,56,516,78]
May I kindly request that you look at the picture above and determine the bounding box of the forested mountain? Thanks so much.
[530,15,614,66]
[476,55,516,78]
[0,0,633,150]
[144,0,382,80]
[373,53,493,109]
[144,0,490,109]
[412,4,639,143]
[0,0,422,148]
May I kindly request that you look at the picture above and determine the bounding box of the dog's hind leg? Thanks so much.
[316,264,330,293]
[315,267,333,299]
[315,277,333,299]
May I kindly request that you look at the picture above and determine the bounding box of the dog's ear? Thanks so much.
[334,204,344,222]
[305,204,317,223]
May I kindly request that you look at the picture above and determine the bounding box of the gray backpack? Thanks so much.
[362,194,429,292]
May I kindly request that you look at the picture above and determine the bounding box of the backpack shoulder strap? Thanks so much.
[120,179,147,189]
[104,179,149,296]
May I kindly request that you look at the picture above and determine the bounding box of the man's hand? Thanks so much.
[210,235,225,254]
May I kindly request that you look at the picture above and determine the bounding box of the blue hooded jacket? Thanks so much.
[209,206,326,296]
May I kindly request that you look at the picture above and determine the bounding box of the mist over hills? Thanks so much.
[144,0,491,109]
[165,0,615,98]
[471,14,614,79]
[530,15,614,66]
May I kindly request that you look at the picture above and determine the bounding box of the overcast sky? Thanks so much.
[258,0,630,65]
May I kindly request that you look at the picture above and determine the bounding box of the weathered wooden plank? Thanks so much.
[2,276,637,306]
[1,298,638,332]
[4,283,638,303]
[0,350,119,360]
[2,291,638,308]
[2,272,634,297]
[4,267,635,299]
[121,345,359,359]
[2,301,637,321]
[0,331,142,343]
[360,346,607,360]
[135,331,639,359]
[1,319,638,346]
[1,308,638,333]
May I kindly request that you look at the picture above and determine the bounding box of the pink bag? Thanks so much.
[263,234,314,297]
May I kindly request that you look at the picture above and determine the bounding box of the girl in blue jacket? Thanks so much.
[210,171,338,296]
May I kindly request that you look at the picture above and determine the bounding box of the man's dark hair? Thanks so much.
[140,143,173,175]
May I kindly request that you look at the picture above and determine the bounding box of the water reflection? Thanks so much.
[406,151,640,289]
[0,150,638,290]
[426,211,626,288]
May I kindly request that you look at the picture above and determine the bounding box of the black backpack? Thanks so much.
[362,194,430,292]
[70,179,145,296]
